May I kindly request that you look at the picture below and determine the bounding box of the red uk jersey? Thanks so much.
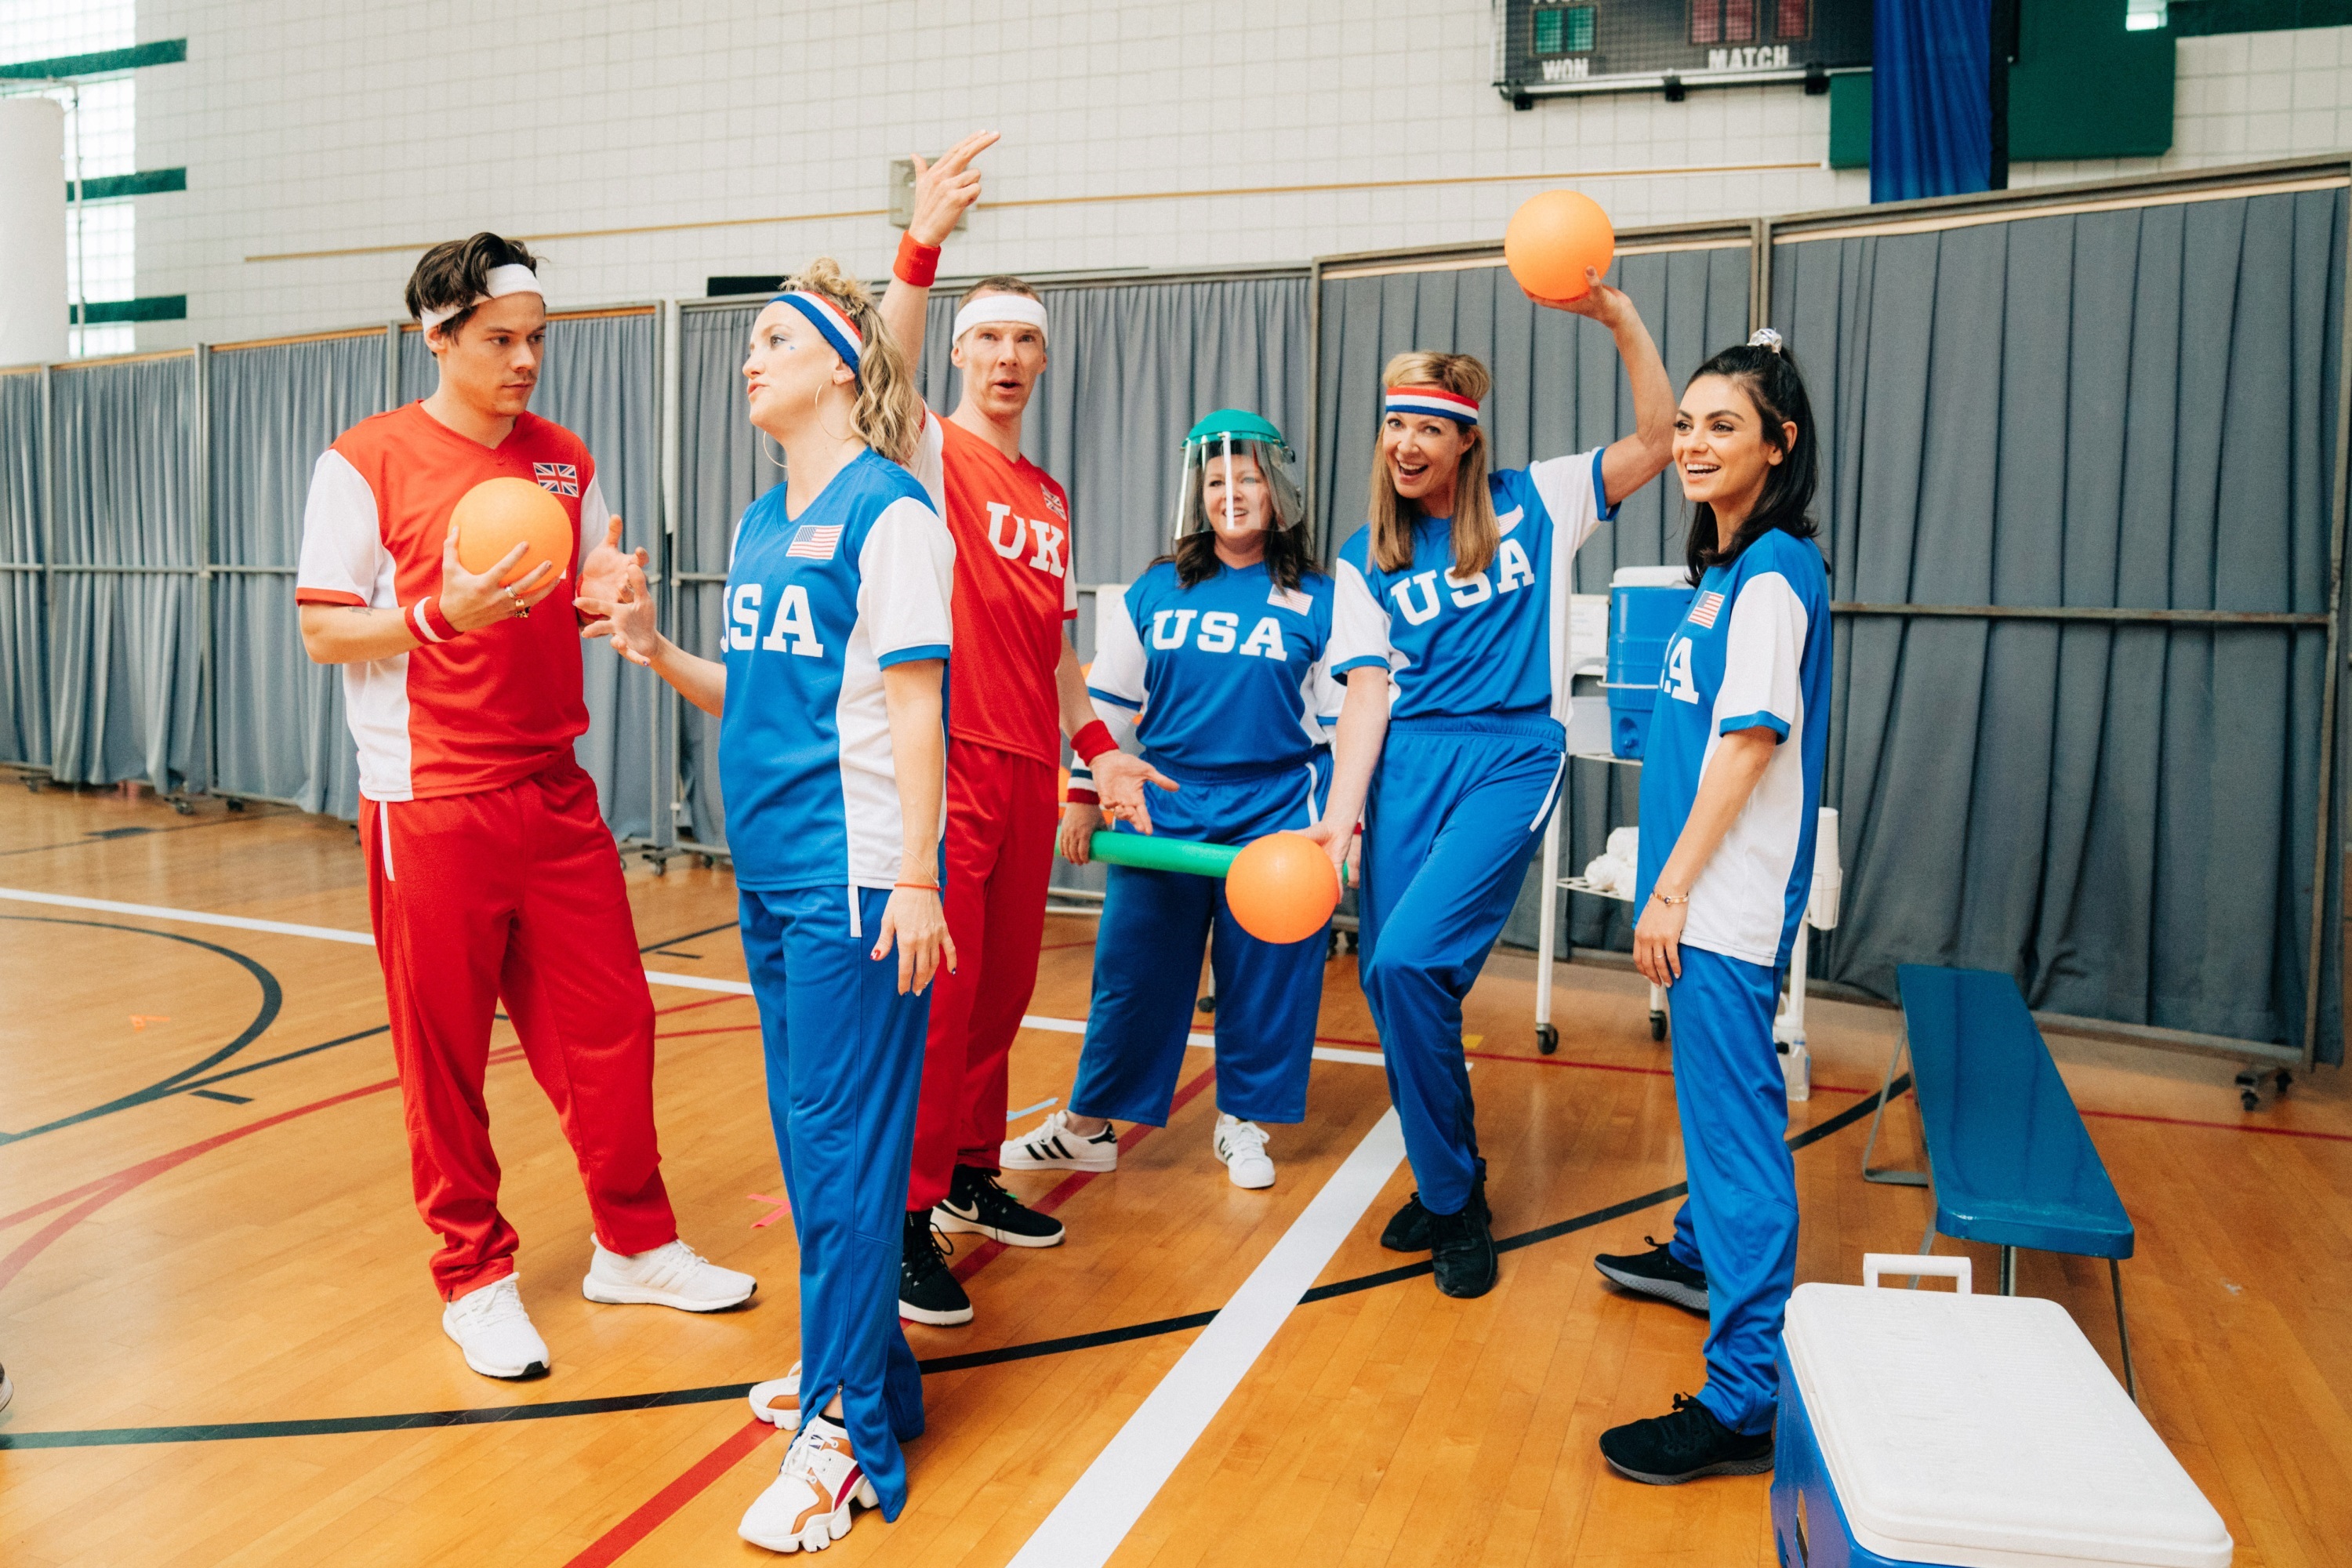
[295,403,608,801]
[909,410,1077,766]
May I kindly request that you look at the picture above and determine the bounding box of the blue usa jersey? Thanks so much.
[1632,529,1831,969]
[1074,559,1339,783]
[719,449,956,892]
[1329,451,1614,722]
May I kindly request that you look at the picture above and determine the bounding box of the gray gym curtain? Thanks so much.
[1314,245,1755,955]
[1777,187,2346,1062]
[398,312,662,837]
[0,370,44,768]
[46,356,205,792]
[208,332,381,817]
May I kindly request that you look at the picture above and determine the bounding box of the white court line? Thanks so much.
[0,886,1395,1066]
[1007,1107,1409,1568]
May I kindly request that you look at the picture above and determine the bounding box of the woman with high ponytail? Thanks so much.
[1590,327,1831,1488]
[576,258,956,1552]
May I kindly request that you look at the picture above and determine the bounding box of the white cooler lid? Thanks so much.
[1610,564,1690,588]
[1784,1284,2232,1568]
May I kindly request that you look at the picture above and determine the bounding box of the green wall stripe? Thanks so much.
[67,169,186,201]
[2167,0,2352,33]
[71,297,187,325]
[0,39,187,80]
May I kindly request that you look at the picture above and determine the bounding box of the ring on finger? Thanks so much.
[506,586,528,618]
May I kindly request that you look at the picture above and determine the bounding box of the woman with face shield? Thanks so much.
[999,412,1343,1192]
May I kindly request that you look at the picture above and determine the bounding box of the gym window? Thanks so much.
[1534,5,1596,54]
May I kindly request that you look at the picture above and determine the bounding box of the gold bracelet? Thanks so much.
[1651,890,1690,906]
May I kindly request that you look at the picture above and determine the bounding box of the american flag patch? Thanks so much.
[786,523,844,561]
[532,463,579,496]
[1688,590,1726,630]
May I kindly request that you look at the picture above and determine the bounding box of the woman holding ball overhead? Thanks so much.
[1002,411,1342,1192]
[576,258,955,1555]
[1303,264,1675,1300]
[1590,329,1830,1488]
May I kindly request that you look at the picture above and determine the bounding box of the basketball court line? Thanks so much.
[1007,1108,1409,1567]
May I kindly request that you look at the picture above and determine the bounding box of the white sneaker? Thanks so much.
[582,1236,756,1312]
[441,1276,550,1379]
[749,1361,802,1431]
[737,1416,877,1553]
[1001,1109,1118,1172]
[1214,1115,1276,1190]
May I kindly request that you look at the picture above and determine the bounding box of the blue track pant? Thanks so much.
[1073,756,1330,1127]
[740,885,929,1520]
[1358,715,1566,1217]
[1662,944,1796,1436]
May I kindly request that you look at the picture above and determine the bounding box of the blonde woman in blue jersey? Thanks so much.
[1004,412,1341,1190]
[1592,331,1830,1487]
[1304,270,1675,1299]
[579,258,954,1555]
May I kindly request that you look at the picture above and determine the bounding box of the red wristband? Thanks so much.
[895,232,941,288]
[1072,720,1116,764]
[1065,782,1100,806]
[409,596,461,644]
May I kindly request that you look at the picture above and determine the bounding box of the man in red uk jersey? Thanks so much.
[296,233,753,1381]
[877,138,1169,1328]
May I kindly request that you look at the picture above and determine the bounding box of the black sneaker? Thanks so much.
[898,1211,973,1327]
[1428,1200,1498,1298]
[935,1164,1066,1249]
[1381,1162,1487,1253]
[1599,1394,1773,1484]
[1594,1236,1710,1312]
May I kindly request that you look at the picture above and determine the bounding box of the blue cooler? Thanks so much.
[1774,1258,2232,1568]
[1606,565,1696,759]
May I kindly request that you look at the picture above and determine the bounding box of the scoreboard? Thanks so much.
[1493,0,1872,103]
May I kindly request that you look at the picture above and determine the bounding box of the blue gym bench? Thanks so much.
[1860,964,2139,1398]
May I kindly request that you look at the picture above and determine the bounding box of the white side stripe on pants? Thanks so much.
[1005,1108,1410,1568]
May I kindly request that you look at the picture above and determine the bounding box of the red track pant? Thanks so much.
[361,760,676,1299]
[907,739,1058,1211]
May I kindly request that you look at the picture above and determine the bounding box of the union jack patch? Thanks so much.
[532,463,580,496]
[1688,590,1725,630]
[786,523,844,561]
[1042,488,1067,521]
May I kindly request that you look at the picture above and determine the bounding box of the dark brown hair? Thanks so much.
[1680,339,1820,583]
[405,233,540,339]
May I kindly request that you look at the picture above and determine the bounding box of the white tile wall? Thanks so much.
[113,5,2352,349]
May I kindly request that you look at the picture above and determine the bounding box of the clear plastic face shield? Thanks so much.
[1173,433,1305,542]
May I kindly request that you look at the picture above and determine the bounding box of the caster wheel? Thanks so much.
[170,797,194,816]
[1535,1023,1558,1055]
[1650,1011,1667,1042]
[651,857,667,877]
[225,797,245,811]
[2241,1089,2260,1112]
[697,855,713,870]
[1196,995,1216,1014]
[2276,1069,2293,1093]
[23,778,38,793]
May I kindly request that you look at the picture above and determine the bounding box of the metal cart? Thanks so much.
[1532,751,1668,1054]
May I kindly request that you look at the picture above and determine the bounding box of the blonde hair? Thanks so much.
[779,256,925,465]
[1368,351,1497,577]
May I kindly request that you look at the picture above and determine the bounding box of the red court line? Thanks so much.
[653,993,750,1018]
[567,1062,1223,1565]
[561,1417,779,1568]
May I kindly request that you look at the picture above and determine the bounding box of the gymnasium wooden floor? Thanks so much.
[1,784,2347,1566]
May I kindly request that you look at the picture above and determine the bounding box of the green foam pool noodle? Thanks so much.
[1086,831,1239,878]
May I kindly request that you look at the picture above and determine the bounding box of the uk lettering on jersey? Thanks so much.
[1328,450,1613,723]
[719,449,956,895]
[905,410,1077,766]
[1632,529,1831,970]
[294,404,604,802]
[1076,561,1341,787]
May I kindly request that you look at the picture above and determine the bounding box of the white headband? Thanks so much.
[952,293,1048,344]
[418,263,544,332]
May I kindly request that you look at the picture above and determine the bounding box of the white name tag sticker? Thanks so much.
[1268,586,1312,614]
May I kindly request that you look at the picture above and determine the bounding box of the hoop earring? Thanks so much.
[811,379,854,445]
[760,431,786,470]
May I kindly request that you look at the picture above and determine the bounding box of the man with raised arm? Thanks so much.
[875,136,1167,1329]
[296,233,753,1381]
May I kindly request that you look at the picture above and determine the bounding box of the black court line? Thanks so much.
[0,807,286,860]
[637,920,739,956]
[0,916,284,1145]
[188,1090,252,1105]
[0,1076,1908,1450]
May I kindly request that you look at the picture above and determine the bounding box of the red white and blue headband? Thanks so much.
[1385,384,1479,426]
[771,289,865,380]
[418,263,543,332]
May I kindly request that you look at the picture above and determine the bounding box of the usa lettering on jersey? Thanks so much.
[1382,536,1541,627]
[1148,608,1290,660]
[532,462,579,496]
[728,582,825,658]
